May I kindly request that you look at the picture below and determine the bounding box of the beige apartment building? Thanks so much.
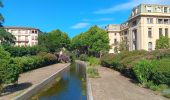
[106,4,170,53]
[4,26,39,46]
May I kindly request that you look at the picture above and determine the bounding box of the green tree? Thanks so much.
[0,28,16,45]
[156,36,170,49]
[46,30,70,52]
[0,0,4,27]
[71,25,110,57]
[119,40,129,52]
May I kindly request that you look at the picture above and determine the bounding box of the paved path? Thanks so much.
[0,63,70,100]
[90,67,168,100]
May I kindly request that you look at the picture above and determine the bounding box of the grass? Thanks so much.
[86,66,100,78]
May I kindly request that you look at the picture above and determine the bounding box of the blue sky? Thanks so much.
[1,0,170,38]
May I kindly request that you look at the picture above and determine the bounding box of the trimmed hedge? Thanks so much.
[101,49,170,86]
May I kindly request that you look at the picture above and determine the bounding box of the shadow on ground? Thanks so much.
[0,82,32,96]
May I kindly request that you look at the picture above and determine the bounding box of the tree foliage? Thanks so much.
[71,25,110,57]
[0,28,16,45]
[38,30,70,52]
[119,40,129,52]
[156,36,170,49]
[0,0,4,26]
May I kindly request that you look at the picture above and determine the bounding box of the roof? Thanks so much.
[3,26,39,30]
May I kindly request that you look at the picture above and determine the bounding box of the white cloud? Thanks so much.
[82,18,113,22]
[71,22,89,29]
[94,0,170,14]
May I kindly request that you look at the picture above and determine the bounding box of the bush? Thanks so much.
[58,54,70,63]
[101,54,115,67]
[3,45,48,57]
[88,57,100,66]
[133,59,170,86]
[132,60,153,83]
[86,66,99,78]
[79,54,88,61]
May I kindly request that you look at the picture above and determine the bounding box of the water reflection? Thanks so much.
[31,63,87,100]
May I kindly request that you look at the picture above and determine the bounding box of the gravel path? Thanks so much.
[0,63,70,100]
[90,67,168,100]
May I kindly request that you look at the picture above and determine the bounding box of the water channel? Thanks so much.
[31,63,87,100]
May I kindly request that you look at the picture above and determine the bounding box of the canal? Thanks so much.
[31,63,87,100]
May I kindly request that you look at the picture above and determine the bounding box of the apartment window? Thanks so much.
[35,36,38,40]
[157,19,163,24]
[164,19,169,24]
[164,7,168,13]
[147,18,153,24]
[157,7,161,12]
[32,30,34,33]
[32,36,34,40]
[114,39,117,45]
[165,28,169,37]
[25,36,28,41]
[148,28,152,38]
[18,36,21,41]
[159,28,163,38]
[132,20,137,26]
[115,33,117,36]
[124,31,128,35]
[148,42,152,51]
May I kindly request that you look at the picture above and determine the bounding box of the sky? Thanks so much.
[1,0,170,38]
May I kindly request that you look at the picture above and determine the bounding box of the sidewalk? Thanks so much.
[0,63,70,100]
[90,67,168,100]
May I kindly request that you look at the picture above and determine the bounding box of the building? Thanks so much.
[4,26,40,46]
[106,4,170,53]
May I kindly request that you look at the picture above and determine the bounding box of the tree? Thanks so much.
[86,26,110,57]
[38,30,70,52]
[71,25,110,57]
[0,28,16,45]
[119,40,129,52]
[156,36,170,49]
[0,0,4,27]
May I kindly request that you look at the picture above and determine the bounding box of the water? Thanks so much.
[31,63,87,100]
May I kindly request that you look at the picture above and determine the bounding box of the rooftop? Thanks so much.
[3,26,39,30]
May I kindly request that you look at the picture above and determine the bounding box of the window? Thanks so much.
[35,36,38,40]
[25,36,28,41]
[157,7,161,12]
[124,31,128,35]
[18,36,21,41]
[132,20,137,26]
[157,19,163,24]
[164,7,168,13]
[32,30,34,33]
[147,18,153,24]
[32,36,34,40]
[35,30,38,34]
[115,33,117,36]
[165,28,169,37]
[148,42,152,51]
[148,28,152,38]
[159,28,163,38]
[114,39,117,45]
[164,19,169,24]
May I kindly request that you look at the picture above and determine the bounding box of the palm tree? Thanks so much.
[0,0,4,27]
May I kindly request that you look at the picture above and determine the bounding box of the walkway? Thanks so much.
[0,63,70,100]
[90,67,168,100]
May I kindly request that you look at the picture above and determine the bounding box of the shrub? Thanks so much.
[151,59,170,85]
[132,60,154,83]
[88,57,100,66]
[100,54,115,67]
[86,66,99,78]
[43,53,58,65]
[58,54,70,63]
[0,60,21,92]
[79,54,88,61]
